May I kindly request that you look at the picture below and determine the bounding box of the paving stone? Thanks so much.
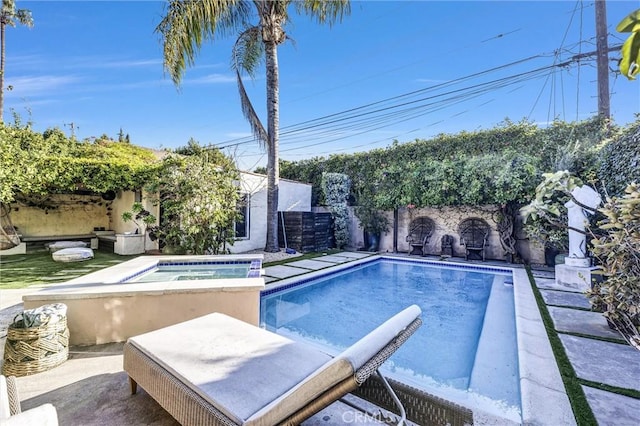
[540,289,591,309]
[582,385,640,426]
[536,277,586,292]
[559,334,640,391]
[531,269,555,279]
[534,277,556,288]
[286,259,336,270]
[312,255,351,263]
[263,276,278,284]
[263,265,309,279]
[549,306,623,340]
[332,251,371,259]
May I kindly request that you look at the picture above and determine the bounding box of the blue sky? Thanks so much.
[5,0,639,171]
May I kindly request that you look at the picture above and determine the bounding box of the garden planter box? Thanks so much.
[114,233,145,255]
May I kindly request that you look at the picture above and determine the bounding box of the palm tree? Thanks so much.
[156,0,350,252]
[0,0,33,123]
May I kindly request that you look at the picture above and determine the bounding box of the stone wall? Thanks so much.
[347,205,544,264]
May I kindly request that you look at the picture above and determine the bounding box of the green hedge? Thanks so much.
[0,123,160,203]
[598,119,640,197]
[277,116,619,208]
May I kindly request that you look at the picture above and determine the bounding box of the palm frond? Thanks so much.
[295,0,351,26]
[236,67,268,147]
[232,26,267,147]
[155,0,251,86]
[232,26,264,76]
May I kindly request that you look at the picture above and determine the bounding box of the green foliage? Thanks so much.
[0,122,160,203]
[598,118,640,197]
[148,148,240,255]
[588,183,640,331]
[617,9,640,80]
[121,202,157,236]
[321,172,351,248]
[280,117,615,210]
[354,203,389,235]
[520,171,586,249]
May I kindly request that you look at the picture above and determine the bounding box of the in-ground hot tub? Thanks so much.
[22,255,264,346]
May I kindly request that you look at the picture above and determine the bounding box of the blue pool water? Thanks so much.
[129,264,250,282]
[260,258,521,418]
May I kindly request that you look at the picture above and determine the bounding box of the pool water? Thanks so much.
[260,259,520,418]
[131,264,251,282]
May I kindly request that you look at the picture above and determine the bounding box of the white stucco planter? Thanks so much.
[114,234,145,255]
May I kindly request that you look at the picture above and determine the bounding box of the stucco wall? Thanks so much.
[24,289,261,346]
[10,190,159,251]
[348,205,544,264]
[10,193,112,237]
[229,172,312,253]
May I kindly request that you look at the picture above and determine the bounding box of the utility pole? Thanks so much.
[64,122,77,139]
[595,0,610,119]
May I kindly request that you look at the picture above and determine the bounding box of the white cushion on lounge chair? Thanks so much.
[0,404,58,426]
[127,314,339,425]
[126,305,422,425]
[1,375,58,425]
[246,304,422,425]
[337,304,422,370]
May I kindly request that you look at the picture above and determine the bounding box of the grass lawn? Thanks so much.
[0,251,138,289]
[0,249,346,289]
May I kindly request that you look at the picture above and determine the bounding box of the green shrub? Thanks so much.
[588,183,640,340]
[321,172,351,248]
[599,118,640,197]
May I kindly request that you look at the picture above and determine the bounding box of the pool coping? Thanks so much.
[262,255,575,426]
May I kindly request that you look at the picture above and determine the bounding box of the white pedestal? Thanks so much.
[114,234,145,255]
[555,263,597,293]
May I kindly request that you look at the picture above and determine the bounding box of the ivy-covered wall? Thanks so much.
[0,124,160,204]
[277,116,623,209]
[277,116,639,261]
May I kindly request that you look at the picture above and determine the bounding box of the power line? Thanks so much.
[208,43,621,160]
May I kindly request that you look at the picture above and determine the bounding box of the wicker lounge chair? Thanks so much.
[124,306,423,426]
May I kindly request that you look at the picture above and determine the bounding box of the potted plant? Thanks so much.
[121,202,157,252]
[354,201,389,251]
[523,217,569,266]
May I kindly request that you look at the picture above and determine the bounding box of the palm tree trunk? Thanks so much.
[0,21,5,123]
[264,40,280,252]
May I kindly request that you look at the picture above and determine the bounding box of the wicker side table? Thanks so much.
[2,304,69,377]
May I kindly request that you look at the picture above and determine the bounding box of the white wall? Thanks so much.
[228,172,312,253]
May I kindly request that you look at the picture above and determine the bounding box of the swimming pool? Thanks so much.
[260,257,521,421]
